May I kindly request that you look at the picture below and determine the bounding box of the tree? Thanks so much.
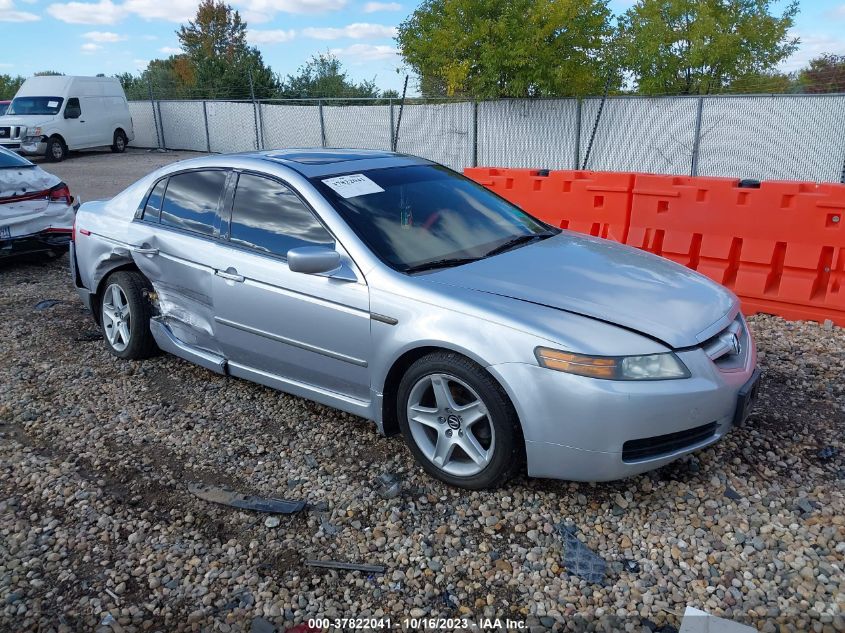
[279,53,381,98]
[176,0,278,98]
[396,0,616,98]
[615,0,799,95]
[0,74,25,100]
[799,54,845,94]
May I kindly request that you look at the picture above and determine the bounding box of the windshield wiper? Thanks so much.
[404,257,482,273]
[483,232,555,258]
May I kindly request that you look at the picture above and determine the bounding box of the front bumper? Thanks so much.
[0,228,72,258]
[20,139,47,155]
[488,334,758,481]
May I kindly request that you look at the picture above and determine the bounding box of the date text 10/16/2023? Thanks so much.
[307,617,527,629]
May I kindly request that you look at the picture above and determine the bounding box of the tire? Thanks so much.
[99,270,158,360]
[45,136,67,162]
[397,351,523,489]
[111,129,127,153]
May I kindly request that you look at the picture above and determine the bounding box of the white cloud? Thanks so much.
[133,58,148,69]
[363,1,400,12]
[248,28,296,44]
[47,0,123,24]
[159,46,183,54]
[780,31,845,72]
[237,0,346,21]
[83,30,125,42]
[122,0,198,22]
[81,42,102,52]
[0,62,13,68]
[831,4,845,18]
[303,22,396,40]
[329,43,398,62]
[0,0,40,21]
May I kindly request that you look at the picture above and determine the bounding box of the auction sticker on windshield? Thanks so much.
[322,174,384,198]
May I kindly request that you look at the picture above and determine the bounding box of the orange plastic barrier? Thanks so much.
[464,167,635,242]
[465,167,845,327]
[626,175,845,326]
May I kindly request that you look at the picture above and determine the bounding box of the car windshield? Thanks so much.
[8,96,64,116]
[311,165,556,272]
[0,146,34,168]
[0,103,8,117]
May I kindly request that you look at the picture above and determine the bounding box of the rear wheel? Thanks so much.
[99,271,157,359]
[397,352,523,489]
[45,136,67,162]
[111,129,127,153]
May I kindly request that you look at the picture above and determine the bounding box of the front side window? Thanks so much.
[8,96,64,116]
[160,170,227,236]
[229,173,333,258]
[64,98,81,118]
[311,165,554,272]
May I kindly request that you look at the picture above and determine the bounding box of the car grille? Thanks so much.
[622,422,718,462]
[0,126,23,140]
[0,127,9,139]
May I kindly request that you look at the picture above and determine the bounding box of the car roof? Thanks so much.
[241,148,434,178]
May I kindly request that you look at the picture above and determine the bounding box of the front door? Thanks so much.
[212,172,371,402]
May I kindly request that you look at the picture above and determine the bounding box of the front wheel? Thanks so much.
[99,270,158,359]
[45,136,67,162]
[397,352,523,489]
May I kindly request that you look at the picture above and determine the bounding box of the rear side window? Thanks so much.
[229,173,333,257]
[142,179,167,222]
[160,170,227,236]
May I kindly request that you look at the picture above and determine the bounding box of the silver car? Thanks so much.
[70,149,760,489]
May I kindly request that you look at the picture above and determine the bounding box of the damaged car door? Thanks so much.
[212,172,371,403]
[131,168,230,355]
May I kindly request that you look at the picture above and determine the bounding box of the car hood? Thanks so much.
[425,232,737,348]
[0,116,51,127]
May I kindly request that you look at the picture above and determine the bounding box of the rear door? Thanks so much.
[130,169,230,354]
[212,172,371,400]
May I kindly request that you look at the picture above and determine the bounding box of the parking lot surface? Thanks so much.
[1,151,844,632]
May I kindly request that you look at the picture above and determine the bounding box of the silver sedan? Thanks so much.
[70,149,760,488]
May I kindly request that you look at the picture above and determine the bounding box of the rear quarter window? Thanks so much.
[142,179,167,222]
[160,170,227,236]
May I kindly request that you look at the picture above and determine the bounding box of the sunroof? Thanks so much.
[266,150,394,165]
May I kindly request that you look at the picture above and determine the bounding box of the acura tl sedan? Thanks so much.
[70,149,760,489]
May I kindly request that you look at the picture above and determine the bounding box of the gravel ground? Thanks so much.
[1,254,843,633]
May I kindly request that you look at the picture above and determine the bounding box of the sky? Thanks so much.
[1,0,844,95]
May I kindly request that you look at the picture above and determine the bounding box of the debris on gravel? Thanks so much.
[1,256,843,632]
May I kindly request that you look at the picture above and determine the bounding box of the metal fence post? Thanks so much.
[147,77,162,150]
[573,97,582,170]
[840,153,845,184]
[248,71,260,150]
[202,100,211,153]
[690,96,705,176]
[388,99,394,150]
[472,100,479,167]
[156,100,166,150]
[257,100,265,150]
[318,100,327,148]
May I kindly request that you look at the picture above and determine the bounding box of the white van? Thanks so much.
[0,75,134,162]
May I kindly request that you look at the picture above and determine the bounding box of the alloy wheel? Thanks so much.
[406,373,495,477]
[102,283,131,352]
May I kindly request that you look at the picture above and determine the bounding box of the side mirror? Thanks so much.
[287,246,341,275]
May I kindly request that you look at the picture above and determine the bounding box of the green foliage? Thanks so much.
[33,70,65,77]
[278,53,381,99]
[0,74,25,100]
[615,0,799,95]
[396,0,617,98]
[177,0,278,98]
[798,54,845,94]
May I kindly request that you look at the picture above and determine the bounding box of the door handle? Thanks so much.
[216,270,244,282]
[133,246,158,256]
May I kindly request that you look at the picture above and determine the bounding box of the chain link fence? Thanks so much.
[128,93,845,182]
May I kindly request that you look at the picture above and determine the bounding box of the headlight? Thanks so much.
[27,126,43,136]
[535,347,690,380]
